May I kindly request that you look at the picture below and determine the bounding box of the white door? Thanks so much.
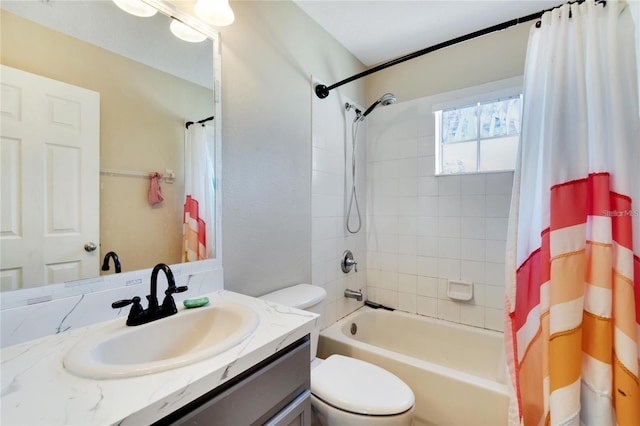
[1,65,100,291]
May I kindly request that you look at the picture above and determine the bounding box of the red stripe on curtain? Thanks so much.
[610,193,634,250]
[550,178,588,230]
[184,195,199,221]
[198,218,206,246]
[184,195,208,252]
[515,248,543,330]
[587,173,611,217]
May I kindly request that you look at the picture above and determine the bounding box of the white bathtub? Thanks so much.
[317,306,509,426]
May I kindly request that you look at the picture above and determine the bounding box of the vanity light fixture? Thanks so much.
[170,19,207,43]
[194,0,235,27]
[112,0,158,17]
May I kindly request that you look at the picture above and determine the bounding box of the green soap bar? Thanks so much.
[183,297,210,308]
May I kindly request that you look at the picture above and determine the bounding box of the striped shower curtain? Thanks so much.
[505,1,640,425]
[182,123,216,262]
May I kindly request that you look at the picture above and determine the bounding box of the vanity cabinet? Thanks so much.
[156,336,311,426]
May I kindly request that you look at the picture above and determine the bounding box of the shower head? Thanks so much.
[361,93,396,119]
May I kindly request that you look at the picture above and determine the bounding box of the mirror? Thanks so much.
[0,1,221,293]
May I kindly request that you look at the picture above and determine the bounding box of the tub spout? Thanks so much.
[344,288,363,301]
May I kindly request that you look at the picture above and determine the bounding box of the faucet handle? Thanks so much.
[341,250,358,273]
[112,296,144,324]
[112,296,141,309]
[166,285,188,295]
[161,286,187,314]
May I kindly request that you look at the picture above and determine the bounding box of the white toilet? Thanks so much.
[260,284,415,426]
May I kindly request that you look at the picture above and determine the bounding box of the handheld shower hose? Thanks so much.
[345,93,396,234]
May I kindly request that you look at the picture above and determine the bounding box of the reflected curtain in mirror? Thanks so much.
[183,122,216,261]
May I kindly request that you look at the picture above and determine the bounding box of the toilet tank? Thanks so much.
[259,284,327,360]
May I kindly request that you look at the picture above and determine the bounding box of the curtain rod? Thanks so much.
[315,0,605,100]
[185,116,214,129]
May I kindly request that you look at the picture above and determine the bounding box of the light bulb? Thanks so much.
[194,0,235,27]
[112,0,158,17]
[170,19,207,43]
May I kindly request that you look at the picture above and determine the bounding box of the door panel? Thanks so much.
[0,65,99,290]
[1,137,21,238]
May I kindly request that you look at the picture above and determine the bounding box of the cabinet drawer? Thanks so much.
[264,390,311,426]
[163,336,310,426]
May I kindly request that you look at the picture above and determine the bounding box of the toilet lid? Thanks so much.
[311,355,414,416]
[259,284,326,309]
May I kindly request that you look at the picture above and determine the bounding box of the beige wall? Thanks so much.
[366,22,531,103]
[221,1,366,295]
[1,11,212,273]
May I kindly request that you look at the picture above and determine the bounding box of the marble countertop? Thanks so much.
[0,290,318,426]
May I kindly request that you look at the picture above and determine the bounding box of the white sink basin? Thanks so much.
[64,303,259,379]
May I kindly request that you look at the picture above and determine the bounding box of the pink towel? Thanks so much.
[148,172,164,205]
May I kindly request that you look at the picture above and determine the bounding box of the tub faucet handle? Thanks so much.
[341,250,358,273]
[345,257,358,272]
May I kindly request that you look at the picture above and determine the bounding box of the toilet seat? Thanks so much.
[310,355,414,416]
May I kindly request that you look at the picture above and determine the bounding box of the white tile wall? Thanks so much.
[311,84,366,327]
[366,94,514,332]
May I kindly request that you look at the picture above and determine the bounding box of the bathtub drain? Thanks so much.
[350,323,357,335]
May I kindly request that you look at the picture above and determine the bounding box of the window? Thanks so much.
[435,95,522,175]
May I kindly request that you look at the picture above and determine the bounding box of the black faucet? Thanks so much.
[111,263,188,326]
[101,251,121,273]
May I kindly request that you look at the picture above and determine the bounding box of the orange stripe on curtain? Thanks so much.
[582,311,612,364]
[613,272,638,345]
[518,330,545,425]
[614,356,640,424]
[550,252,585,304]
[585,242,613,289]
[548,327,582,391]
[512,172,640,423]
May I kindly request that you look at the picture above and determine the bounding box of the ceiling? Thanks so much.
[293,1,565,66]
[1,0,213,88]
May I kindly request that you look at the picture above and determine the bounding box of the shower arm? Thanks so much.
[361,100,381,118]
